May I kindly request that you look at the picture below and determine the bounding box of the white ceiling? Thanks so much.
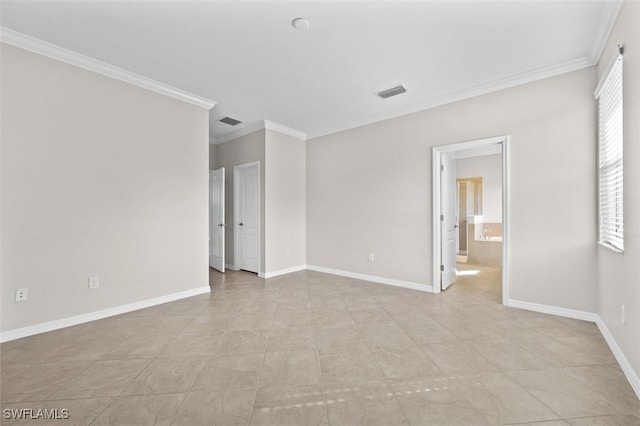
[0,1,622,141]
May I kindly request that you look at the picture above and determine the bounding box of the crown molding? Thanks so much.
[307,55,594,139]
[0,27,216,110]
[264,120,307,140]
[589,0,624,64]
[214,120,306,145]
[214,121,266,145]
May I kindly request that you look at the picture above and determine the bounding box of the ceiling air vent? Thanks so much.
[377,85,407,99]
[218,116,242,126]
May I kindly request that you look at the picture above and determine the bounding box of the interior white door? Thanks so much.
[209,168,225,272]
[238,164,259,273]
[441,152,457,290]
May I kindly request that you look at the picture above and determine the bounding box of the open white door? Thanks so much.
[209,168,225,272]
[441,152,457,290]
[235,162,260,273]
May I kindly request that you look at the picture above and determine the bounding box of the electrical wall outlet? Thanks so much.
[88,276,100,289]
[368,253,375,262]
[621,304,626,325]
[15,288,28,302]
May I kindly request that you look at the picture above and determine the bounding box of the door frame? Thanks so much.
[234,161,261,274]
[209,167,225,272]
[431,135,510,304]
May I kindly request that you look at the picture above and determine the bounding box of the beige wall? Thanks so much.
[596,0,640,384]
[214,130,266,272]
[457,154,502,224]
[0,44,209,331]
[214,128,306,275]
[265,129,306,273]
[307,67,597,311]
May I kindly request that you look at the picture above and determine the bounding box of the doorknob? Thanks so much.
[239,222,244,226]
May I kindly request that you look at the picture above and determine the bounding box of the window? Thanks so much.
[595,49,623,252]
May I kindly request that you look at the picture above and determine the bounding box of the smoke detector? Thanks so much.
[292,18,311,31]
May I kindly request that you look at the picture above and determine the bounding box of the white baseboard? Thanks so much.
[306,265,433,293]
[0,285,211,343]
[259,265,307,279]
[225,264,238,271]
[507,299,599,322]
[507,298,639,401]
[595,317,640,399]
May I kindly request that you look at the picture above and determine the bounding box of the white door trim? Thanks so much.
[234,161,261,274]
[432,135,510,304]
[209,168,225,272]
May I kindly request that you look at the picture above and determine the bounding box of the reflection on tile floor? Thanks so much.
[1,264,639,425]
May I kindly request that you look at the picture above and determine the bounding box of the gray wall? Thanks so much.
[307,67,597,312]
[596,0,640,385]
[209,140,218,169]
[213,128,306,275]
[265,129,306,273]
[1,44,210,331]
[214,130,266,272]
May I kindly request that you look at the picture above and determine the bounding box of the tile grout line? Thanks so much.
[5,268,639,425]
[342,295,413,425]
[90,300,211,425]
[246,279,279,426]
[500,371,566,423]
[167,288,243,425]
[426,308,567,424]
[311,279,334,426]
[373,301,441,425]
[377,280,559,426]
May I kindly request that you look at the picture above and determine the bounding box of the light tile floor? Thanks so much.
[1,264,639,425]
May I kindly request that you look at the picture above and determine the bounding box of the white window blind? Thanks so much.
[595,51,623,252]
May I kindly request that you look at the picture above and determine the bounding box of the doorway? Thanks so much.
[432,136,509,304]
[234,161,260,274]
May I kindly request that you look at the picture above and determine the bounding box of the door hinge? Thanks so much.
[440,164,444,172]
[440,265,444,271]
[440,214,444,221]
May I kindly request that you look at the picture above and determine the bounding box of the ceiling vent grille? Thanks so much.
[377,85,407,99]
[218,116,242,126]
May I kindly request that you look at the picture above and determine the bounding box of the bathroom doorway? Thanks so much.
[432,136,509,304]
